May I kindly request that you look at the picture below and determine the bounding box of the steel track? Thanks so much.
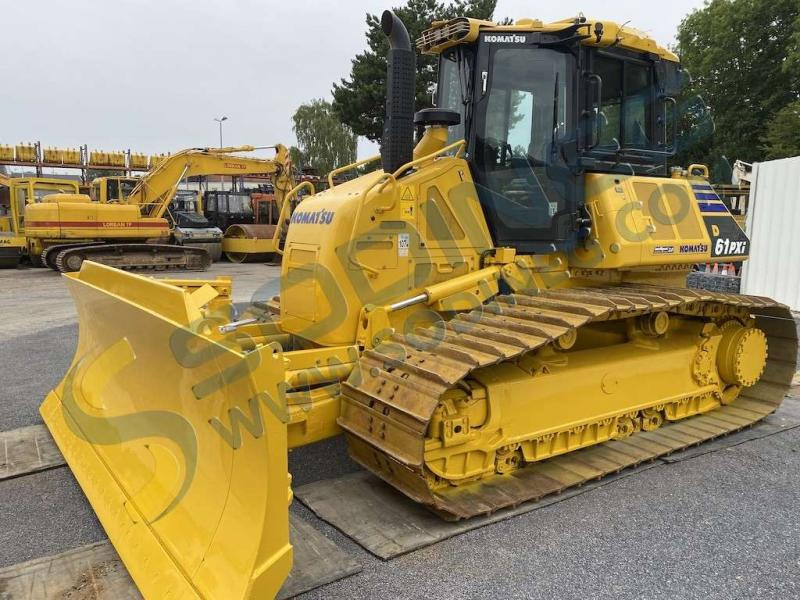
[339,285,798,520]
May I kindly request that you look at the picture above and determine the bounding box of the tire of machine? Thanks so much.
[225,251,276,264]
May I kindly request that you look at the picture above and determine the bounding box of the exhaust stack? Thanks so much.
[381,10,415,174]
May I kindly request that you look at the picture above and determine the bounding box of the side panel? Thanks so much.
[24,202,170,240]
[572,173,749,270]
[281,158,492,347]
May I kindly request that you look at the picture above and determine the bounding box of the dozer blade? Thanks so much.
[40,262,292,599]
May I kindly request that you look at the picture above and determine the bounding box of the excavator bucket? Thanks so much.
[40,262,292,599]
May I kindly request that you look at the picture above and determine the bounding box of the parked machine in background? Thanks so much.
[24,145,294,272]
[0,173,25,267]
[0,175,80,267]
[218,173,302,264]
[168,189,223,261]
[40,11,798,599]
[203,190,259,231]
[89,178,224,261]
[204,186,296,262]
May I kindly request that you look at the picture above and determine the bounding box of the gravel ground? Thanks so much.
[1,263,798,599]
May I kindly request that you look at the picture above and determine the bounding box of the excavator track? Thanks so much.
[339,285,798,520]
[42,242,105,270]
[54,243,211,273]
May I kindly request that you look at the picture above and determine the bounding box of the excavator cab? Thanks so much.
[90,176,141,203]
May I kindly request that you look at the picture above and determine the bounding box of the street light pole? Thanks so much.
[213,116,228,148]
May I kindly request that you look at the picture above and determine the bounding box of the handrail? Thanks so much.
[328,154,382,189]
[390,139,466,179]
[688,164,710,178]
[273,180,316,256]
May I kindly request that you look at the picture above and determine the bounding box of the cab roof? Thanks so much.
[417,16,679,63]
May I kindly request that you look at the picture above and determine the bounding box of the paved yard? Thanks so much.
[1,263,798,599]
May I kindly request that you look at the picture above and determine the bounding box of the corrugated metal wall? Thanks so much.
[740,156,800,311]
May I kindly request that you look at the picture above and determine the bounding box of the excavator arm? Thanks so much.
[127,145,294,219]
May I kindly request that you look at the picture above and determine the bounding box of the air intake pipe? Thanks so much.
[381,10,415,174]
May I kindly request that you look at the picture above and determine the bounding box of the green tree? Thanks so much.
[332,0,499,143]
[762,100,800,159]
[675,0,800,170]
[292,99,357,175]
[288,146,305,171]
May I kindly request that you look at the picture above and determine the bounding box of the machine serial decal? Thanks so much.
[397,233,410,257]
[290,209,335,225]
[653,245,674,254]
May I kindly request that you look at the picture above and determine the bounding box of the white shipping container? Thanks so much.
[740,156,800,311]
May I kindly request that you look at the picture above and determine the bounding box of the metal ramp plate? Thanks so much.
[0,512,359,599]
[297,464,659,560]
[1,425,64,480]
[0,424,362,598]
[296,397,800,560]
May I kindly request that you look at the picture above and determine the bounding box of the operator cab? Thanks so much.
[432,19,683,253]
[90,177,139,203]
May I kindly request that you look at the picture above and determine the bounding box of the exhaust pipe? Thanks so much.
[381,10,415,174]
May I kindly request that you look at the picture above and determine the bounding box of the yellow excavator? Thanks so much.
[24,145,294,272]
[41,11,797,599]
[89,177,226,262]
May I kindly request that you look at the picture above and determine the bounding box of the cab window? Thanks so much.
[594,54,653,149]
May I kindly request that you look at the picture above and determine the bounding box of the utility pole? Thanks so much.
[213,116,228,148]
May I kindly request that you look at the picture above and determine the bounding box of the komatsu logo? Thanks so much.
[483,34,526,43]
[290,208,335,225]
[679,243,709,254]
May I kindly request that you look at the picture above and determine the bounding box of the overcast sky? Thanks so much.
[0,0,706,165]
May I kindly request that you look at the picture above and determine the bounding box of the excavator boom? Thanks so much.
[127,145,293,219]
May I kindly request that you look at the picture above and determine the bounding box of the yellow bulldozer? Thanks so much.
[41,11,797,599]
[24,145,295,272]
